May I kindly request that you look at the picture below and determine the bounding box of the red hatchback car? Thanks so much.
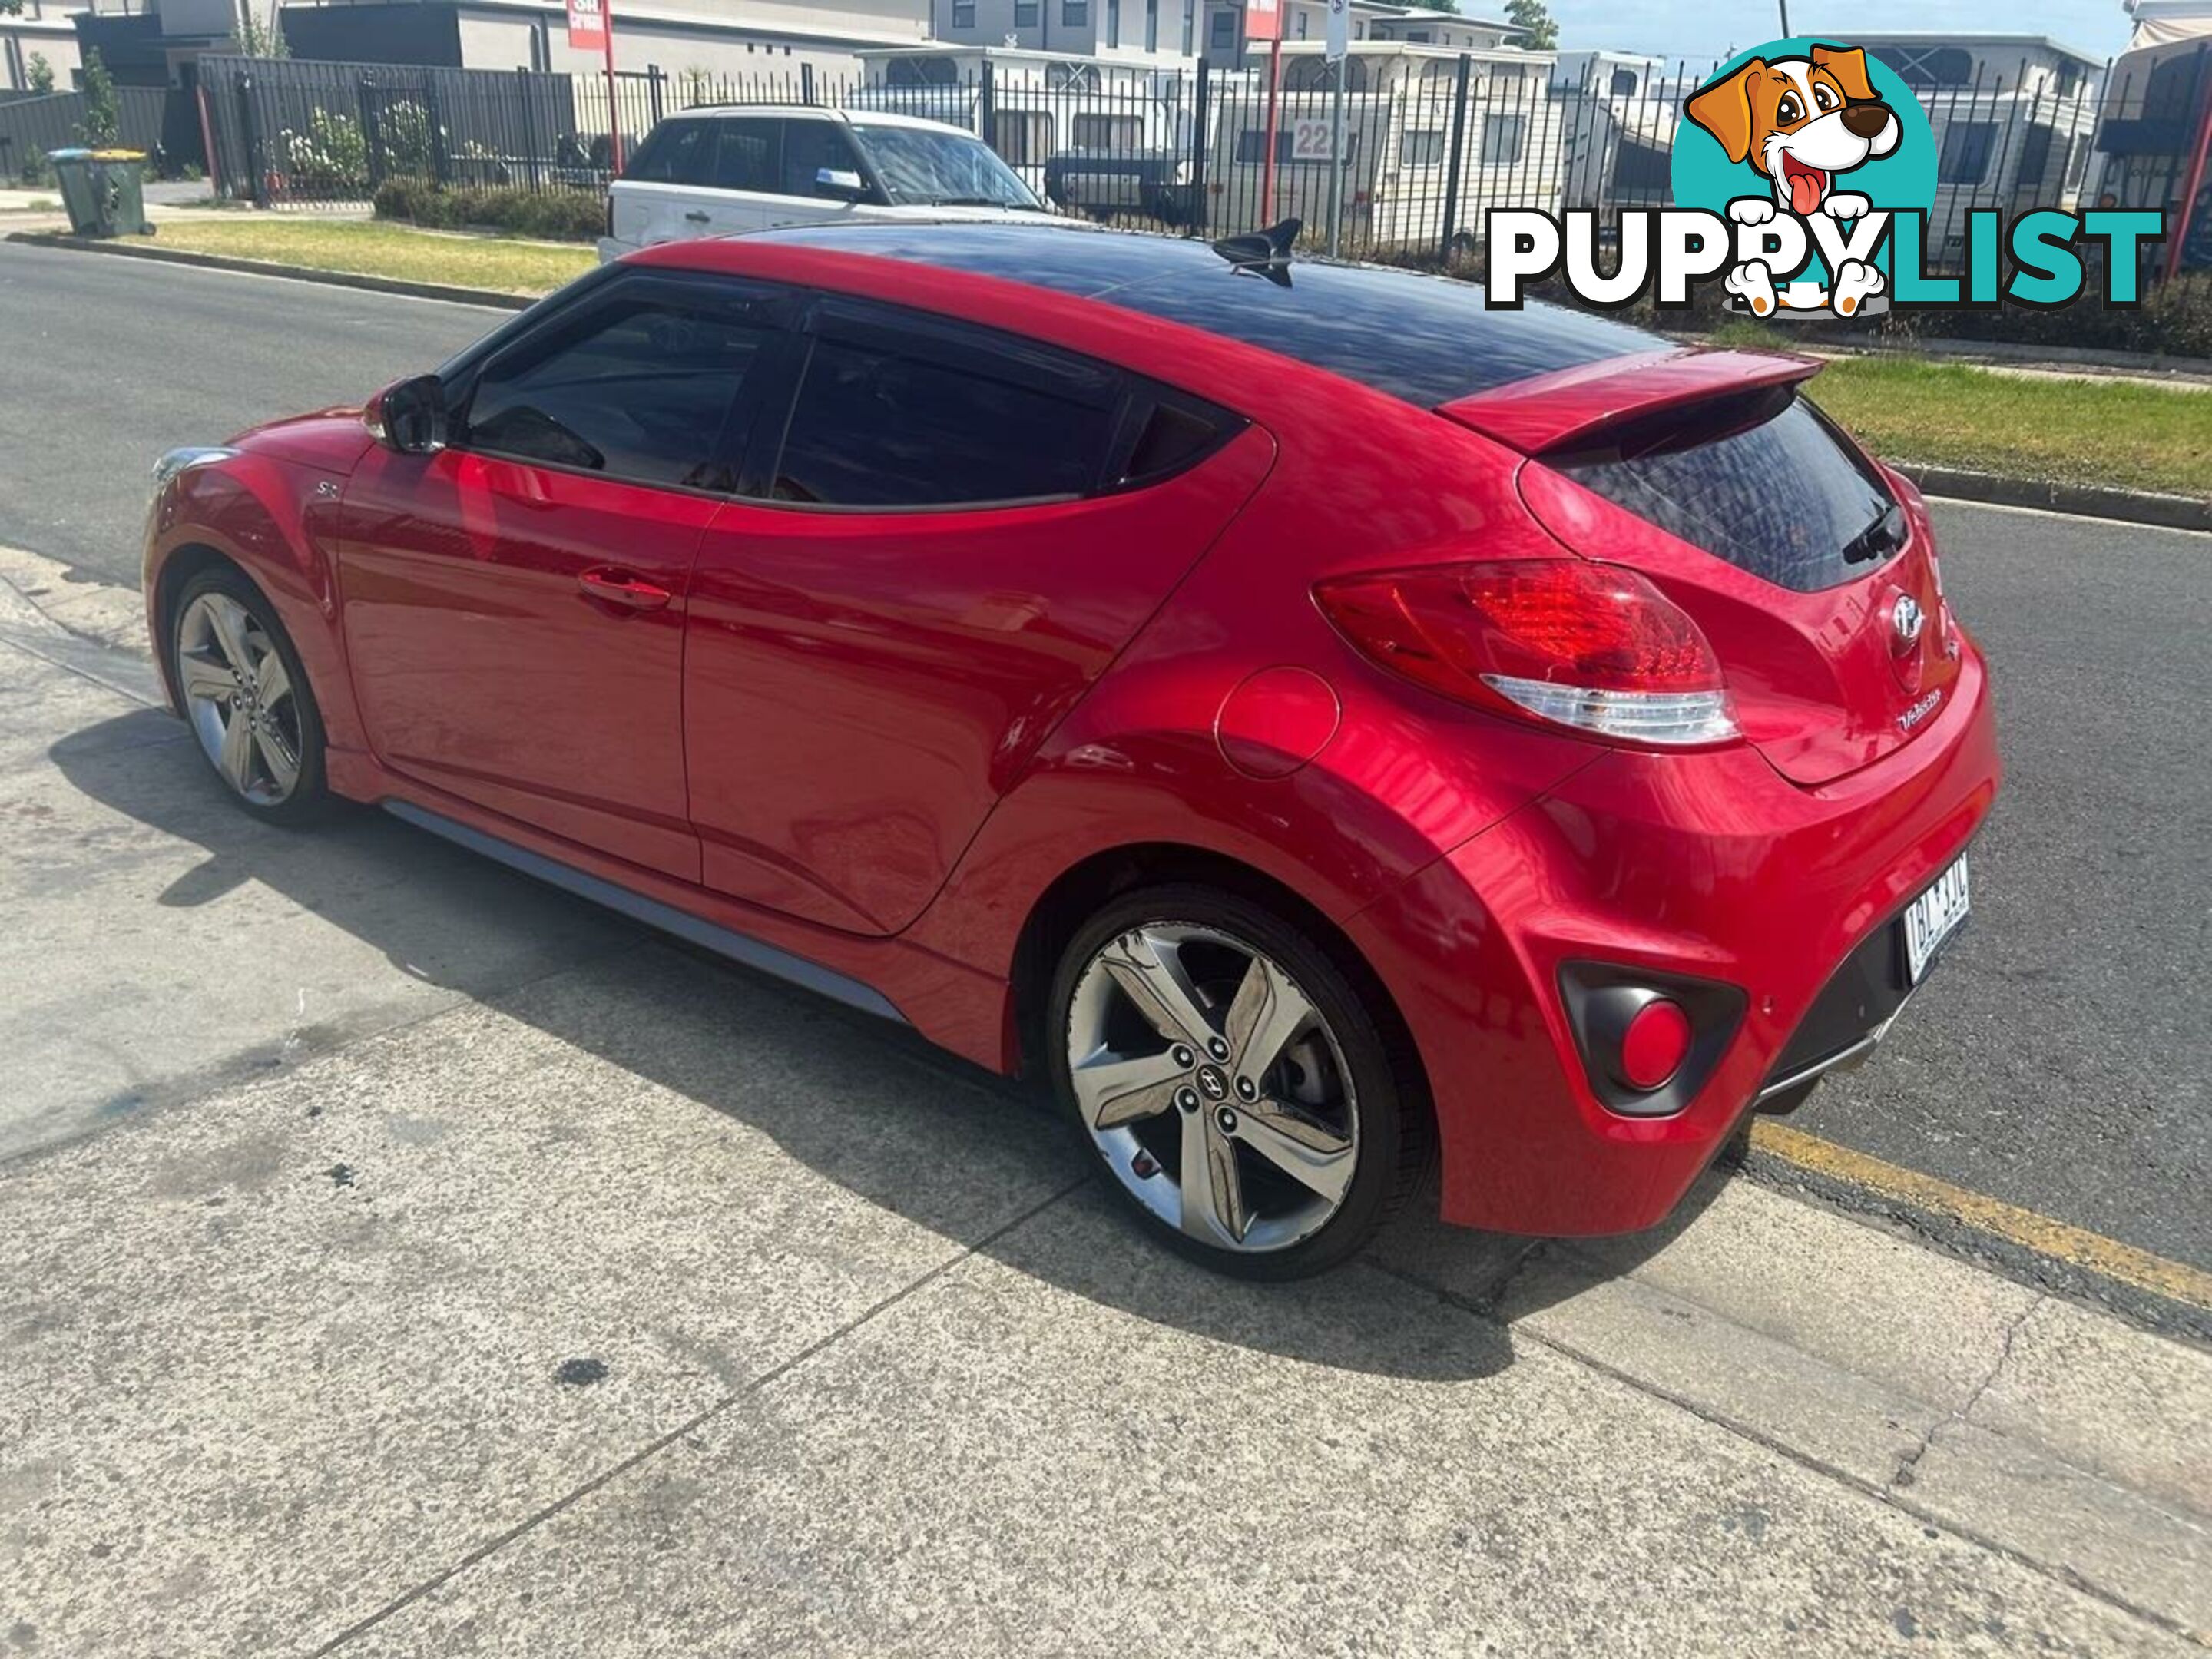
[145,224,1998,1277]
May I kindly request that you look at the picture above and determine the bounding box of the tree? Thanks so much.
[25,51,55,94]
[1504,0,1558,49]
[236,0,288,58]
[78,49,118,146]
[1396,0,1458,12]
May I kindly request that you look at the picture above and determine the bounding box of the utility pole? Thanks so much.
[1325,0,1346,253]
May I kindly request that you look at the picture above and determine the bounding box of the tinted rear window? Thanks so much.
[770,304,1121,508]
[1551,391,1900,592]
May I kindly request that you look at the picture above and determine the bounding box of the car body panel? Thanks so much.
[685,424,1279,935]
[336,445,720,881]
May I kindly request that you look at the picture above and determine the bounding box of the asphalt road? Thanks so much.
[0,240,500,585]
[3,240,2205,1273]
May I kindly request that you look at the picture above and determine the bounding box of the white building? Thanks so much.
[1845,32,2104,252]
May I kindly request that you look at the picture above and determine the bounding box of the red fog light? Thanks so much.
[1618,998,1692,1091]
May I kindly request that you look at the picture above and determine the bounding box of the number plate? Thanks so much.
[1902,855,1971,985]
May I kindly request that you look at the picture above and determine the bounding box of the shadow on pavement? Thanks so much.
[52,707,1727,1384]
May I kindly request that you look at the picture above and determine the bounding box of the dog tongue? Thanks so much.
[1789,168,1824,215]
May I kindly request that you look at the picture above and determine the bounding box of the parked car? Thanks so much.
[144,224,1998,1278]
[598,106,1053,261]
[1044,147,1201,225]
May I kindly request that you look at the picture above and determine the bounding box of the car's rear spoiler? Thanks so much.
[1435,347,1822,456]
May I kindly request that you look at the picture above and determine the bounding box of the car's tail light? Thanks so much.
[1314,558,1740,747]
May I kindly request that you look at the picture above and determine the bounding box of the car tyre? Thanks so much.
[1048,882,1429,1280]
[169,565,333,826]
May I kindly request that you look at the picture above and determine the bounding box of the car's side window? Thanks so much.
[624,121,714,186]
[779,119,865,198]
[763,305,1123,509]
[460,279,785,492]
[708,119,780,193]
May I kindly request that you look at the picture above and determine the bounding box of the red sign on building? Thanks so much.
[1243,0,1282,42]
[566,0,608,52]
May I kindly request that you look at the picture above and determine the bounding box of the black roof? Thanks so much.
[748,223,1661,407]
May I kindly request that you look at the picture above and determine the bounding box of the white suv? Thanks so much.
[598,107,1054,260]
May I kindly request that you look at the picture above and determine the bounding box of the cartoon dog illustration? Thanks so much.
[1686,45,1902,316]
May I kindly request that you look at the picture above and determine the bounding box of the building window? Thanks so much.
[1402,129,1445,167]
[2015,121,2055,189]
[1015,0,1038,22]
[1482,112,1525,167]
[1210,6,1235,47]
[1295,10,1306,37]
[1402,28,1429,41]
[1939,121,1997,184]
[1609,67,1638,97]
[1182,0,1194,54]
[1871,45,1974,88]
[1107,0,1119,46]
[1146,0,1157,49]
[1073,112,1143,147]
[952,0,975,25]
[1063,0,1088,24]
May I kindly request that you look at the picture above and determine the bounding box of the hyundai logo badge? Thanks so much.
[1892,592,1925,651]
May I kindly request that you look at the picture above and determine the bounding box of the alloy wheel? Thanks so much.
[176,591,303,807]
[1065,923,1359,1253]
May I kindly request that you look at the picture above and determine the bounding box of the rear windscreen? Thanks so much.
[1549,389,1900,592]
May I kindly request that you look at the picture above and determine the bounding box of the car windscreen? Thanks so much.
[849,123,1044,210]
[1548,389,1903,593]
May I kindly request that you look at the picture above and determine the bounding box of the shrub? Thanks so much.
[373,179,604,243]
[276,108,369,197]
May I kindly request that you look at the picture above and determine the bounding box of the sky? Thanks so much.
[1536,0,2134,68]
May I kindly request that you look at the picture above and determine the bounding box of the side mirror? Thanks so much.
[815,167,869,203]
[364,375,448,455]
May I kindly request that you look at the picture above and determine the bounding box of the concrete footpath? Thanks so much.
[2,555,2207,1657]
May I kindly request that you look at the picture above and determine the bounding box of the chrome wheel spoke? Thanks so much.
[217,704,257,793]
[1235,1096,1356,1206]
[1099,930,1218,1052]
[1181,1108,1249,1245]
[253,721,300,795]
[204,594,257,677]
[178,650,233,707]
[1224,954,1316,1081]
[254,647,291,708]
[1070,1048,1185,1131]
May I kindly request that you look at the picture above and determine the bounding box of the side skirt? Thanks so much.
[382,800,909,1025]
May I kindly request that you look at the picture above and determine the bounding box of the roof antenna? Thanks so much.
[1210,218,1302,286]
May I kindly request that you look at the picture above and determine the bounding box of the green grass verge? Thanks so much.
[124,217,594,296]
[1806,357,2212,500]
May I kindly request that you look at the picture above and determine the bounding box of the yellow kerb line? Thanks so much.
[1750,1121,2212,1313]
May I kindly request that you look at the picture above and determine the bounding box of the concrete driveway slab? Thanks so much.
[0,647,641,1161]
[0,943,1081,1658]
[342,1191,2190,1659]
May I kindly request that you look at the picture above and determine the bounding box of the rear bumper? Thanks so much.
[1346,644,2001,1237]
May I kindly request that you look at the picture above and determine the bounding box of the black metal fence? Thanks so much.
[0,85,169,184]
[195,46,2212,276]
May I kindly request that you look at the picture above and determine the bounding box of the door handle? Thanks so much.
[578,567,671,611]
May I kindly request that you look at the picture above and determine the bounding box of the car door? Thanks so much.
[683,294,1274,935]
[339,270,793,881]
[608,116,718,250]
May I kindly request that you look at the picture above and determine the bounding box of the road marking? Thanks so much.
[1751,1120,2212,1314]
